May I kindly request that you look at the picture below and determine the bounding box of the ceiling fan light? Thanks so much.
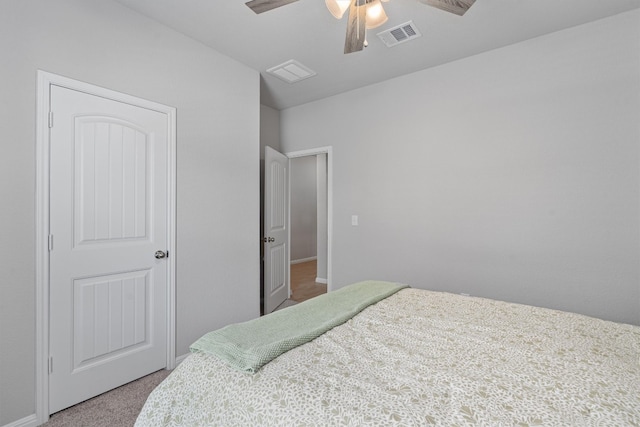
[325,0,351,19]
[365,0,388,29]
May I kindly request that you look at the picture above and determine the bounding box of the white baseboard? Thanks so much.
[2,414,38,427]
[315,277,327,284]
[175,353,190,366]
[290,256,317,265]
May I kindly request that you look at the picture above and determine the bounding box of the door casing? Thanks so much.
[35,71,177,424]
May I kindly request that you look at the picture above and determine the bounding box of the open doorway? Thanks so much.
[289,153,328,303]
[261,146,332,314]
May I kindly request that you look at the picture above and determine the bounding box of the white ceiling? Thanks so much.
[113,0,639,110]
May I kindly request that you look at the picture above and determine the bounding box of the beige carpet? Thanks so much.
[273,298,298,311]
[43,369,170,427]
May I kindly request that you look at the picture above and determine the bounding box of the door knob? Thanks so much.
[155,250,168,259]
[262,237,275,243]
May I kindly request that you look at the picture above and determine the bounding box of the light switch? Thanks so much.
[351,215,358,226]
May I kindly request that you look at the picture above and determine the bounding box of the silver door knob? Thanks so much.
[262,237,275,243]
[155,250,168,259]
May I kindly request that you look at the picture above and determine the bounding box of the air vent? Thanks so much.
[377,21,422,48]
[266,60,317,84]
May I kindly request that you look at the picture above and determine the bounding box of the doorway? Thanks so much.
[261,146,332,314]
[289,153,328,303]
[287,147,332,303]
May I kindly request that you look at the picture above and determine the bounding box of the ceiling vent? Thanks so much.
[377,21,422,48]
[266,60,317,84]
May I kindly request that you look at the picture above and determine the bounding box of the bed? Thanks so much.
[136,281,640,426]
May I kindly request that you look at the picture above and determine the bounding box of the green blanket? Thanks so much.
[190,280,408,373]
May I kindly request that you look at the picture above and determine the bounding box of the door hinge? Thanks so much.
[49,356,53,374]
[48,234,54,252]
[48,111,54,128]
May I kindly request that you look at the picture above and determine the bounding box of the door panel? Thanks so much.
[49,85,168,413]
[264,147,289,313]
[72,270,150,370]
[268,243,286,296]
[75,118,149,244]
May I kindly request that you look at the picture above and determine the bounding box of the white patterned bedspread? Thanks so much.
[136,289,640,426]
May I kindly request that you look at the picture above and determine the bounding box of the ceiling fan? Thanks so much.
[245,0,476,54]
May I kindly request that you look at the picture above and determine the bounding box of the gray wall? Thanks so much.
[260,105,282,156]
[290,157,318,261]
[0,1,260,424]
[281,11,640,326]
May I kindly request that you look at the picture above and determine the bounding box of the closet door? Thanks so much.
[48,84,170,413]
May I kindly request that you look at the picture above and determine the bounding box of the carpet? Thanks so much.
[273,298,298,311]
[43,369,170,427]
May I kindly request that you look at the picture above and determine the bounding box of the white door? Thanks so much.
[264,146,289,313]
[48,84,169,413]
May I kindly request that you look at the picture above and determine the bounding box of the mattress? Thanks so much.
[136,287,640,426]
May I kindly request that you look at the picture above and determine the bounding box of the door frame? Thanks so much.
[35,71,177,424]
[285,147,333,292]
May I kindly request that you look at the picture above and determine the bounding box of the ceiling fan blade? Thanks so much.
[344,0,366,54]
[245,0,298,14]
[420,0,476,16]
